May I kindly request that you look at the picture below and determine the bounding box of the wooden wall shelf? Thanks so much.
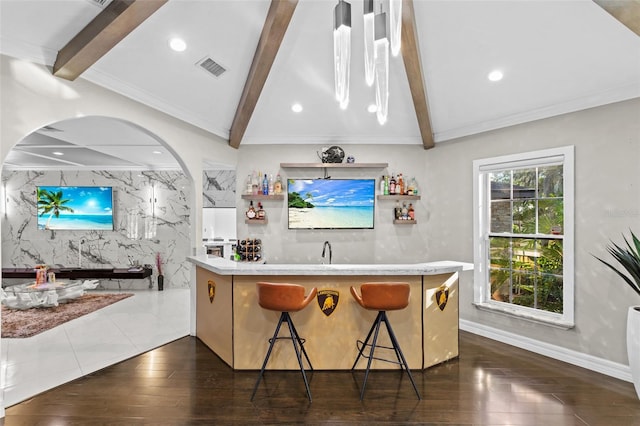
[377,195,421,200]
[245,218,268,224]
[240,194,284,200]
[393,220,417,225]
[280,162,388,169]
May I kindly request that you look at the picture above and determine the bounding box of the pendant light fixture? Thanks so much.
[334,0,351,110]
[363,0,375,87]
[389,0,402,56]
[374,10,389,125]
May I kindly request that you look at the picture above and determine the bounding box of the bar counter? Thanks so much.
[188,255,472,371]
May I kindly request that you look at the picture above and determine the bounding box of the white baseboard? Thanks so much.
[460,319,632,383]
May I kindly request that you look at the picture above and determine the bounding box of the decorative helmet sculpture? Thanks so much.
[320,146,345,163]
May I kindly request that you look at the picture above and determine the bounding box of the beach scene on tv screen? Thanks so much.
[288,179,375,229]
[37,186,114,230]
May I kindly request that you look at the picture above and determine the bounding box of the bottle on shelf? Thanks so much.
[398,174,404,195]
[257,202,266,219]
[268,174,274,195]
[246,201,257,219]
[274,174,283,194]
[408,203,415,220]
[401,202,408,220]
[245,174,252,195]
[394,200,402,220]
[380,175,386,194]
[411,177,419,196]
[251,172,259,195]
[262,174,269,195]
[389,174,396,195]
[384,175,389,195]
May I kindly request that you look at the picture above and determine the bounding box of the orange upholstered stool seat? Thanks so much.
[350,282,421,400]
[251,282,317,402]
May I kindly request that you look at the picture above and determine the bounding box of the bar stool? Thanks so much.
[350,282,421,400]
[251,282,318,402]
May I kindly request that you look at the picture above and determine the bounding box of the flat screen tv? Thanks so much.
[288,179,375,229]
[37,186,114,230]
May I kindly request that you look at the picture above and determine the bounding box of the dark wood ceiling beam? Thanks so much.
[229,0,298,149]
[593,0,640,37]
[53,0,168,81]
[401,0,435,149]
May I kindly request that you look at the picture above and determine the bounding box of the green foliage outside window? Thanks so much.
[488,165,564,314]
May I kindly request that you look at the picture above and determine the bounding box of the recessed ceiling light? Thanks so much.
[291,103,303,113]
[52,151,64,156]
[367,104,377,113]
[169,37,187,52]
[488,70,503,82]
[153,150,162,155]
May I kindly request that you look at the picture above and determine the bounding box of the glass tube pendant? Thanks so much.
[363,0,375,87]
[374,11,389,125]
[389,0,402,57]
[334,0,351,109]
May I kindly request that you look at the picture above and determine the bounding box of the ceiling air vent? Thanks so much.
[86,0,112,8]
[197,57,227,78]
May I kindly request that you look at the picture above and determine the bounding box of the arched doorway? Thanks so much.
[1,116,192,407]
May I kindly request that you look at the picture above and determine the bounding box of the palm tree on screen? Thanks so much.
[37,188,74,229]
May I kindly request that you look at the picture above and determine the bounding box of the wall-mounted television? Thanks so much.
[37,186,114,230]
[287,179,375,229]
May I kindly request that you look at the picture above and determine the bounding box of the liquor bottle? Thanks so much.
[246,174,252,195]
[246,201,257,219]
[262,174,268,195]
[384,175,389,195]
[268,174,274,195]
[394,200,401,220]
[380,175,386,194]
[398,174,404,195]
[411,177,418,196]
[251,172,259,195]
[274,174,283,194]
[407,178,414,196]
[257,202,266,219]
[389,175,396,195]
[402,202,408,220]
[408,203,415,220]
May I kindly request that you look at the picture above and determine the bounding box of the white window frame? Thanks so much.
[473,146,575,329]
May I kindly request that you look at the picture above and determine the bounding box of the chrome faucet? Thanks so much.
[321,241,332,265]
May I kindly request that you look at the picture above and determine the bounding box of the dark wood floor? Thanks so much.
[4,331,640,425]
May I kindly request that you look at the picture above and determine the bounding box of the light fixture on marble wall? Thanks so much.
[2,182,7,217]
[150,182,157,218]
[334,0,351,110]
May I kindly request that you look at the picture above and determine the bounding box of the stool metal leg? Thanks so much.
[251,312,286,401]
[284,313,313,402]
[351,311,382,370]
[359,311,384,400]
[288,315,313,370]
[351,311,421,400]
[382,312,421,400]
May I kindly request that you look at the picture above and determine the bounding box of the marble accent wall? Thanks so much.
[1,170,191,290]
[203,170,235,208]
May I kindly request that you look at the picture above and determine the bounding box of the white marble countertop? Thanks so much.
[187,254,473,276]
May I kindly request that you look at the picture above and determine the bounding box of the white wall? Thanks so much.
[426,98,640,365]
[236,144,431,264]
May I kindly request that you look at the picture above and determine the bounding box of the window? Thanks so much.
[473,146,574,328]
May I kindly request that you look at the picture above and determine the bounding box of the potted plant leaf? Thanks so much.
[595,230,640,399]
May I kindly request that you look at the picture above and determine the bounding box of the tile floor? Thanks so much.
[0,288,190,408]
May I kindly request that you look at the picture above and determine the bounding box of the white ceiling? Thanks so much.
[1,0,639,170]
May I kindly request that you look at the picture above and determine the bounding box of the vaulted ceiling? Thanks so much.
[1,0,639,170]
